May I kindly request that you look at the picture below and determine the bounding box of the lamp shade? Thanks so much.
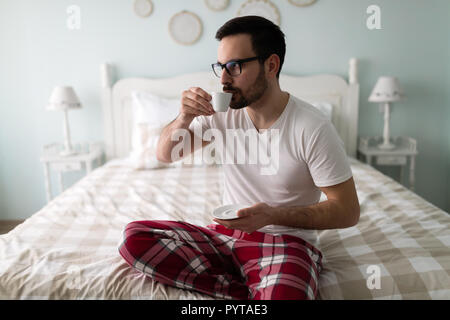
[368,77,404,103]
[46,86,82,110]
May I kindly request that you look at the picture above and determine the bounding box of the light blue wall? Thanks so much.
[1,0,449,219]
[447,7,450,214]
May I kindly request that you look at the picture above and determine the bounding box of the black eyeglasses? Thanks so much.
[211,56,264,78]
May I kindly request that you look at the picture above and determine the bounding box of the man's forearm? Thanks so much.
[156,115,193,163]
[270,199,358,230]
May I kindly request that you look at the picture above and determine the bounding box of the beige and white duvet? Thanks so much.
[0,158,449,299]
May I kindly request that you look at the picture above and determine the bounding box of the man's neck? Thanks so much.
[246,86,290,131]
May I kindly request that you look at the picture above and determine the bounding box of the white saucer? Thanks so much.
[212,204,249,220]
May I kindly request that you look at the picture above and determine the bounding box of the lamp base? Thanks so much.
[377,141,396,150]
[378,102,396,150]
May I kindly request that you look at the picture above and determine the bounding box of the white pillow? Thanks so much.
[129,91,212,169]
[310,101,334,121]
[132,91,180,126]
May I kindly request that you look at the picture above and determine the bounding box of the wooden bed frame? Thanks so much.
[99,59,360,161]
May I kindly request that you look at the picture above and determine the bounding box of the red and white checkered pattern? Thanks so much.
[119,220,323,300]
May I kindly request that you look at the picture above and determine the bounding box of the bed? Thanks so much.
[1,60,449,299]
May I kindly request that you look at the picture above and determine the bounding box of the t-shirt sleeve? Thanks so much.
[304,121,353,187]
[188,115,212,140]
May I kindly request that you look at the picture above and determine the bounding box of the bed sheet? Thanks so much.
[0,158,449,299]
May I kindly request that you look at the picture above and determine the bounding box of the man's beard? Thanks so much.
[223,67,268,110]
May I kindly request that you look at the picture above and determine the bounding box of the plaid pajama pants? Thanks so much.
[118,220,323,300]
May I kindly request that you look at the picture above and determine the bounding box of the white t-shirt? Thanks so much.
[189,94,353,247]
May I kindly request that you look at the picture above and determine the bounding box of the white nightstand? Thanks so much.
[40,142,104,203]
[357,136,418,190]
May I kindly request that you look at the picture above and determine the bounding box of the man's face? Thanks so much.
[217,34,268,109]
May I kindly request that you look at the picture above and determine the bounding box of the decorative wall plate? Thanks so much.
[168,11,203,45]
[205,0,230,11]
[236,0,280,26]
[288,0,317,7]
[134,0,153,18]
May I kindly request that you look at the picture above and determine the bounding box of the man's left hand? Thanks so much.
[213,202,276,234]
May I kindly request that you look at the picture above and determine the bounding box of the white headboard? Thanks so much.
[100,59,359,161]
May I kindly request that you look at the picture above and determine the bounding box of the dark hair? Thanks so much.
[215,16,286,78]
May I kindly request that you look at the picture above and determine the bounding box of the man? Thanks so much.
[119,16,360,300]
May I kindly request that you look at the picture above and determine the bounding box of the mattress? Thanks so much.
[0,158,449,299]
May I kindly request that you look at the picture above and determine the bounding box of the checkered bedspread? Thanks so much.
[0,157,449,299]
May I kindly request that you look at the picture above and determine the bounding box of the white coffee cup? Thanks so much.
[211,92,232,112]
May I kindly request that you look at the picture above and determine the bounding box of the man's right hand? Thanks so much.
[179,87,215,123]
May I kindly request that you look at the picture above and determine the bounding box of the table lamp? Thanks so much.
[368,76,404,150]
[46,86,82,156]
